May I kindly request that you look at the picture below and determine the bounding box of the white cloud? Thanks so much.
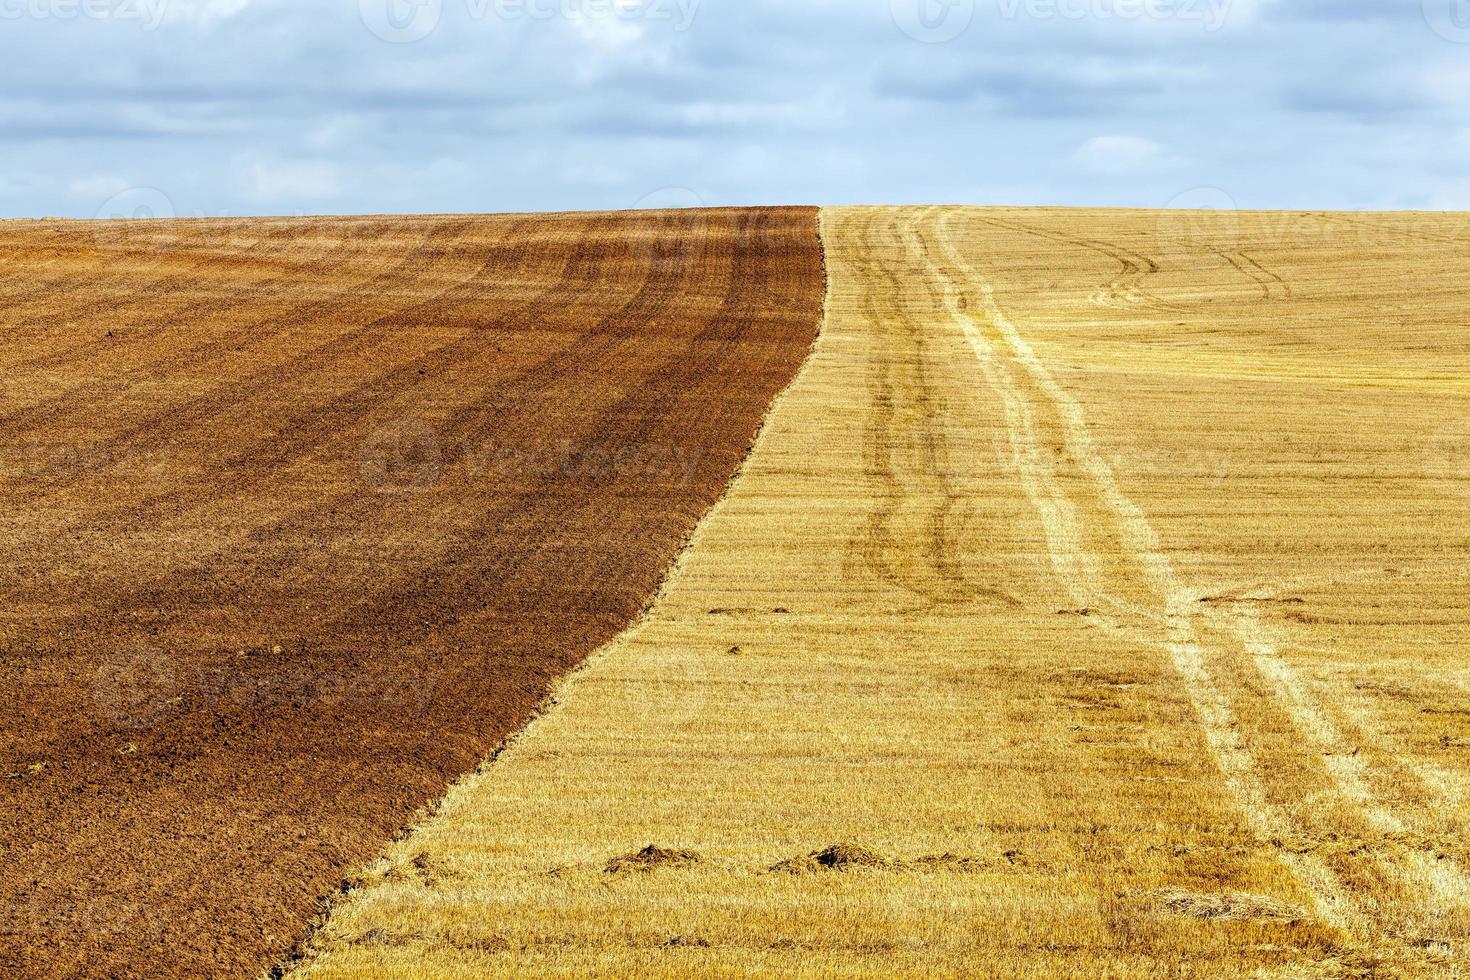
[156,0,254,28]
[67,174,132,199]
[566,7,645,49]
[243,158,342,202]
[679,99,816,128]
[305,116,366,153]
[558,158,628,187]
[1075,135,1163,175]
[1420,64,1470,108]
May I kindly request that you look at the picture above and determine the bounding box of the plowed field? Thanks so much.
[0,209,825,978]
[291,207,1470,978]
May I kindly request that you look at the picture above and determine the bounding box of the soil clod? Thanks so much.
[606,845,704,873]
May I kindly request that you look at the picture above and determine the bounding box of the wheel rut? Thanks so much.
[912,205,1469,963]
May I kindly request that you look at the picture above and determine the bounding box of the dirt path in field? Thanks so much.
[0,209,825,978]
[928,206,1470,947]
[914,208,1370,932]
[289,205,1470,978]
[920,208,1392,938]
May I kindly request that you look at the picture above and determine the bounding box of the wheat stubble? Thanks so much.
[293,206,1470,977]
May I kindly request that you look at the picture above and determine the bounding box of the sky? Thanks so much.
[2,0,1469,218]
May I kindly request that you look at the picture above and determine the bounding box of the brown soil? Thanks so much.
[0,208,825,978]
[604,845,703,874]
[770,843,889,874]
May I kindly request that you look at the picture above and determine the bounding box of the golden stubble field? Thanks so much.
[289,206,1470,978]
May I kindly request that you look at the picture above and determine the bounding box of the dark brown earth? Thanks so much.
[0,208,825,978]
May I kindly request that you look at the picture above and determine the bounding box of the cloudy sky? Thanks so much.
[3,0,1469,218]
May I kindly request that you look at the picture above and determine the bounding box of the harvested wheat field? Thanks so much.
[289,206,1470,978]
[0,208,826,978]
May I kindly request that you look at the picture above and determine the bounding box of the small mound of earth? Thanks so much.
[660,935,711,949]
[912,852,987,873]
[1154,889,1308,923]
[605,845,703,874]
[771,843,887,874]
